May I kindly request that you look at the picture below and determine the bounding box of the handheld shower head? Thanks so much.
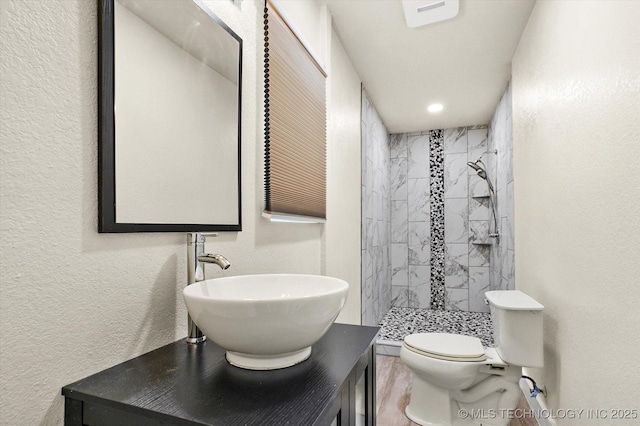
[466,158,500,242]
[467,161,482,172]
[467,159,494,192]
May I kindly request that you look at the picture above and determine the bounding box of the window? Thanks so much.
[263,0,327,222]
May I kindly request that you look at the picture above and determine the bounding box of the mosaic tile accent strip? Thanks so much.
[379,307,494,347]
[429,129,445,310]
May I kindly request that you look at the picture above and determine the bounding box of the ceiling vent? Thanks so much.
[402,0,459,28]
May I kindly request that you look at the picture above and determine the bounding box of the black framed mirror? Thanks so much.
[98,0,242,232]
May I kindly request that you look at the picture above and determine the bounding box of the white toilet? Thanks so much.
[401,290,544,426]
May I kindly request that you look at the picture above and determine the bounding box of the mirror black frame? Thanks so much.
[97,0,242,233]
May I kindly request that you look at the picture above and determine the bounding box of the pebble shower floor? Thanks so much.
[378,307,494,347]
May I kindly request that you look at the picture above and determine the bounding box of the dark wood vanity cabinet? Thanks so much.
[63,324,379,426]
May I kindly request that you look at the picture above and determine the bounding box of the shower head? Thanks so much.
[467,159,494,192]
[467,158,498,239]
[467,161,482,172]
[467,159,487,178]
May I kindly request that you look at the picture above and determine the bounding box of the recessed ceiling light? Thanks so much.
[428,103,444,113]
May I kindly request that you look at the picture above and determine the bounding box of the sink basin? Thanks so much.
[183,274,349,370]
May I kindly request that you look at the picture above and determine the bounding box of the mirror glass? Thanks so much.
[99,0,242,232]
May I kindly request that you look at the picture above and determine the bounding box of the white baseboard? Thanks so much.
[519,379,556,426]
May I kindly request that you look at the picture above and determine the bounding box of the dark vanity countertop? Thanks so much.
[63,323,379,426]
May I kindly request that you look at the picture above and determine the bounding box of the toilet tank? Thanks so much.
[485,290,544,368]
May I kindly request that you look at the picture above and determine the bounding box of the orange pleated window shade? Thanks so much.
[264,0,327,220]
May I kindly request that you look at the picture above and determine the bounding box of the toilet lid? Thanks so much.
[404,333,486,362]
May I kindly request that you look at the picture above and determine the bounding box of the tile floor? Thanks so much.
[379,307,494,347]
[376,355,537,426]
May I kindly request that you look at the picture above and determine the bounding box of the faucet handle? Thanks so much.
[187,232,219,244]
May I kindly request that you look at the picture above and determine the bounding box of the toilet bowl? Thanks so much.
[401,334,521,426]
[401,291,544,426]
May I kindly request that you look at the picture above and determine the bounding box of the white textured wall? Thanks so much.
[271,0,363,324]
[512,0,640,419]
[325,27,362,325]
[0,0,364,423]
[271,0,330,68]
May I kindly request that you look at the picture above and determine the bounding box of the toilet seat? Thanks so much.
[403,333,487,362]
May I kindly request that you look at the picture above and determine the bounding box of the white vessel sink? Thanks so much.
[183,274,349,370]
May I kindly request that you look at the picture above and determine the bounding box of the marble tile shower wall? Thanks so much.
[487,81,515,291]
[390,125,495,312]
[443,126,491,312]
[361,90,392,326]
[389,132,433,309]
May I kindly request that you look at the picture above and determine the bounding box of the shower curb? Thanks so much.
[376,339,402,357]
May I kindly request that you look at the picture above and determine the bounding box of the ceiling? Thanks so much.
[321,0,536,133]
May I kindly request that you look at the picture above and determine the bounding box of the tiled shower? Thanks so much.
[361,83,515,333]
[390,126,494,313]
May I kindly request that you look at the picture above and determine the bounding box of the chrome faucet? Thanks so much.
[186,232,231,344]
